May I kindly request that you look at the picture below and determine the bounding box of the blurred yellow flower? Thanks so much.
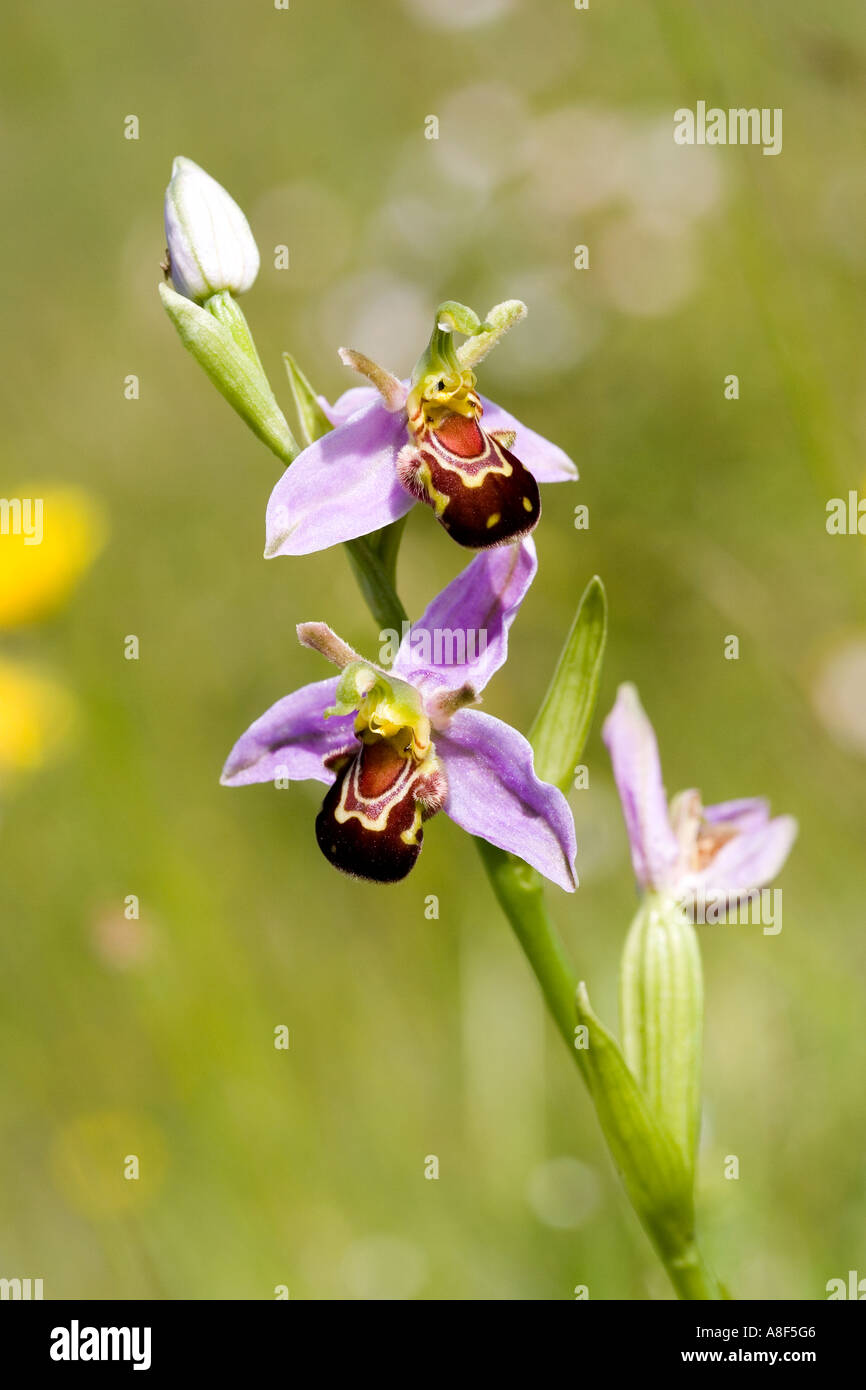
[0,485,104,780]
[0,486,106,629]
[0,658,77,772]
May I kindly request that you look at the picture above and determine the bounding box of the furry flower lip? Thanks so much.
[264,300,578,558]
[603,683,797,898]
[163,156,260,303]
[221,538,578,889]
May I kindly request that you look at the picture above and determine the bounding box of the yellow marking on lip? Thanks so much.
[333,755,416,832]
[400,805,423,847]
[522,496,534,512]
[441,459,512,487]
[416,459,451,519]
[486,512,501,529]
[431,438,513,489]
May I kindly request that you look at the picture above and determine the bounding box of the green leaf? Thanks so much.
[159,284,298,466]
[620,892,704,1175]
[529,574,607,790]
[282,352,333,448]
[575,982,695,1254]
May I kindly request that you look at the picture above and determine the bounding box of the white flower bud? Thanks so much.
[164,156,259,303]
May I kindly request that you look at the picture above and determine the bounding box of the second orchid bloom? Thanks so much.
[221,539,577,891]
[266,301,577,556]
[603,683,797,906]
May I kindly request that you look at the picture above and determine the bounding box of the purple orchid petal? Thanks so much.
[703,798,770,833]
[265,399,414,557]
[437,708,577,892]
[602,684,680,892]
[391,538,537,697]
[318,386,383,428]
[220,676,352,786]
[686,814,798,896]
[478,395,578,483]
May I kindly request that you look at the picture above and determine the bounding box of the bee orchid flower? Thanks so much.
[221,538,577,889]
[603,683,797,901]
[265,300,578,557]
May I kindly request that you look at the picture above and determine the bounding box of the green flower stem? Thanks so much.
[344,536,407,634]
[476,841,587,1081]
[480,842,722,1301]
[666,1246,726,1301]
[371,513,408,589]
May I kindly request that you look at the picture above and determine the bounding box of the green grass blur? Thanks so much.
[1,0,865,1299]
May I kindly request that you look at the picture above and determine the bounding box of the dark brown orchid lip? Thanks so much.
[396,410,541,550]
[316,736,446,883]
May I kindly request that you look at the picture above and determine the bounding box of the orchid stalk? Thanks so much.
[157,157,799,1301]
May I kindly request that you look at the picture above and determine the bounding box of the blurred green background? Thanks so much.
[1,0,865,1300]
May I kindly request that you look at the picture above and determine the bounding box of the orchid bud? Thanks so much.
[619,891,704,1176]
[164,156,259,303]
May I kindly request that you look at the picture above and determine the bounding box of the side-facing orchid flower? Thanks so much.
[603,683,797,903]
[601,683,798,1184]
[221,538,577,890]
[265,300,578,557]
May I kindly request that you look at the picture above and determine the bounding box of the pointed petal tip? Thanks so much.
[263,532,286,559]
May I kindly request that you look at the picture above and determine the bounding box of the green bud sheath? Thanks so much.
[620,892,704,1175]
[575,983,695,1253]
[205,290,268,375]
[159,283,298,467]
